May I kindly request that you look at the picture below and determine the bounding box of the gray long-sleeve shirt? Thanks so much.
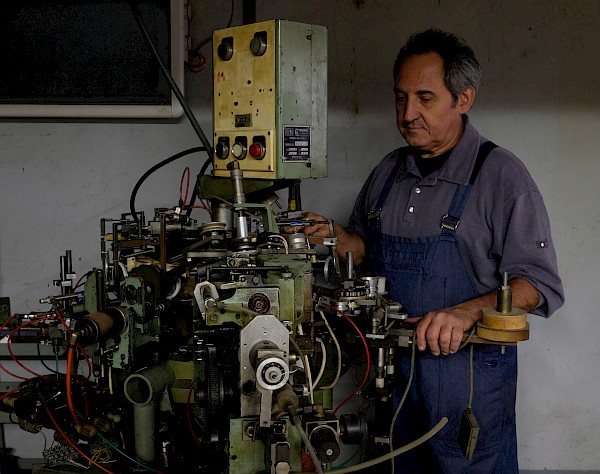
[347,118,564,317]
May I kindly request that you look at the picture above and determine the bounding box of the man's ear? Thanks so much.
[457,86,476,113]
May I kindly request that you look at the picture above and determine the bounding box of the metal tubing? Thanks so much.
[133,403,156,463]
[124,364,176,463]
[124,364,175,406]
[346,251,354,279]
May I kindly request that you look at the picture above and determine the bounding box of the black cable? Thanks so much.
[129,147,207,221]
[242,0,256,25]
[190,0,235,55]
[128,2,214,154]
[185,153,214,216]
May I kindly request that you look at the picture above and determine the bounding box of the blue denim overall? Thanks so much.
[367,143,519,473]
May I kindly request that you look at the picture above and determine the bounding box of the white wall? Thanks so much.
[0,0,598,470]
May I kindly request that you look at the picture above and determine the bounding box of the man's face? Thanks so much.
[394,52,474,157]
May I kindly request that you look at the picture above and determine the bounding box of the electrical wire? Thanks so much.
[333,444,363,469]
[7,316,59,381]
[459,325,477,351]
[268,234,289,254]
[0,384,25,404]
[72,405,163,474]
[52,305,92,380]
[186,0,234,72]
[95,431,165,473]
[289,335,314,403]
[1,315,61,382]
[37,340,61,377]
[184,156,213,218]
[129,147,207,221]
[388,341,417,474]
[324,417,449,474]
[294,324,315,405]
[179,166,191,207]
[0,321,31,381]
[312,338,327,389]
[66,345,83,427]
[317,310,342,390]
[319,303,371,414]
[468,344,474,408]
[45,406,116,474]
[186,381,203,447]
[292,414,325,474]
[129,3,213,154]
[303,354,315,405]
[39,428,48,452]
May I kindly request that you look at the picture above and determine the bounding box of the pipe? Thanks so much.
[124,364,176,463]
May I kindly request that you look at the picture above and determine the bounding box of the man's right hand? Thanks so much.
[297,212,366,264]
[301,212,336,237]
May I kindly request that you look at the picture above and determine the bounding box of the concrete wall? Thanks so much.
[0,0,598,470]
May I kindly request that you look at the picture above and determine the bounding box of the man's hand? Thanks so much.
[407,277,540,356]
[407,307,480,356]
[286,212,367,264]
[301,212,335,237]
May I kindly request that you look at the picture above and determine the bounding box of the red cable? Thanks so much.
[4,311,91,384]
[189,204,212,217]
[319,302,372,414]
[0,316,30,380]
[7,316,59,382]
[66,346,83,426]
[54,306,93,381]
[179,166,191,206]
[0,385,24,404]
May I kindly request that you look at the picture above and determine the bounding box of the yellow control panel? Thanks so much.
[212,20,327,180]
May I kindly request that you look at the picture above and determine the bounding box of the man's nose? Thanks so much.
[402,96,420,122]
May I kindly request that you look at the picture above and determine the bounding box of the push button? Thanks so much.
[249,142,266,160]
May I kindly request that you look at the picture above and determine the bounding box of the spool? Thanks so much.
[477,306,529,342]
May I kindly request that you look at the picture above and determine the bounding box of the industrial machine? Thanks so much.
[0,19,529,474]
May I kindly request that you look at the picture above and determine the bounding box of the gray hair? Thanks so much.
[393,29,481,102]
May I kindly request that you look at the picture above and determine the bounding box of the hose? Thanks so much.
[292,414,325,474]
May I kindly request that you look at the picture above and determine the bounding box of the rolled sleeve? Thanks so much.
[498,191,564,317]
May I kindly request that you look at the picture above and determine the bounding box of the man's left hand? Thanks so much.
[406,277,540,356]
[407,307,479,356]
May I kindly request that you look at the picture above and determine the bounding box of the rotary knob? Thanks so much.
[217,39,233,61]
[215,140,229,159]
[250,36,267,56]
[309,426,340,464]
[256,357,289,391]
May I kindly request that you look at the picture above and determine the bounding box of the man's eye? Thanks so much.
[395,96,407,104]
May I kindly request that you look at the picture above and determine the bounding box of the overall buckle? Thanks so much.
[440,214,460,231]
[368,209,382,220]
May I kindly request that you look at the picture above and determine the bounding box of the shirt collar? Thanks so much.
[437,116,481,185]
[398,116,482,185]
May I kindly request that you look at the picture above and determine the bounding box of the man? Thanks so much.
[302,29,563,473]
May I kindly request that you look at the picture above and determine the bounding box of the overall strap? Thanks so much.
[367,151,405,231]
[440,141,497,232]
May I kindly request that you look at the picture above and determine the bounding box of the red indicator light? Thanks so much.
[249,143,265,159]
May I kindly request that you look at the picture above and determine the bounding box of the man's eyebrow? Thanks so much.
[392,87,435,96]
